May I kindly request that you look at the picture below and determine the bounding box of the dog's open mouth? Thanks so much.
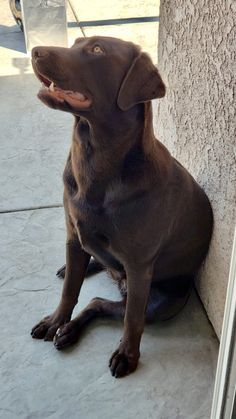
[34,68,92,110]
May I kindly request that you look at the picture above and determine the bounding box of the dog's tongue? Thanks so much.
[67,91,86,101]
[38,81,91,109]
[49,82,86,102]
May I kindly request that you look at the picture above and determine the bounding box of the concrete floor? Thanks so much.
[0,3,218,419]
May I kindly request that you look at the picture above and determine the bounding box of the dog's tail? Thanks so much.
[56,258,104,280]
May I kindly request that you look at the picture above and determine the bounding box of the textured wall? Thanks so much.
[154,0,236,337]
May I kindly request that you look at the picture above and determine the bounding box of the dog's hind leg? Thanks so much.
[53,275,193,350]
[54,297,126,350]
[56,257,104,279]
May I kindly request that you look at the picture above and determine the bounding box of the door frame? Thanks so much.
[211,227,236,419]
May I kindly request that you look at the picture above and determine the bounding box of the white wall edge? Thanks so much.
[211,226,236,419]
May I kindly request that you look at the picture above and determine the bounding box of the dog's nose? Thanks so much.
[32,47,49,60]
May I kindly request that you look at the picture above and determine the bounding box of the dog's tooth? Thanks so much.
[49,82,54,92]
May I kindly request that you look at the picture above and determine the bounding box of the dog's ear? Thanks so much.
[117,52,166,111]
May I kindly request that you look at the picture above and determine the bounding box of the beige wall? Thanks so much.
[154,0,236,337]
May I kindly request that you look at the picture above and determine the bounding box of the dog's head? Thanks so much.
[32,36,165,116]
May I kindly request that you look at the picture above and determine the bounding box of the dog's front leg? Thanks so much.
[109,265,152,378]
[31,235,90,341]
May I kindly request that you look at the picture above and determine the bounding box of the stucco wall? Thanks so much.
[154,0,236,337]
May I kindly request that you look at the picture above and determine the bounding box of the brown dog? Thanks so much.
[31,36,213,378]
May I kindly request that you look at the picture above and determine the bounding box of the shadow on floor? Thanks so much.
[0,27,26,53]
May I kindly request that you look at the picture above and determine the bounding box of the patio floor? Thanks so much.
[0,2,218,418]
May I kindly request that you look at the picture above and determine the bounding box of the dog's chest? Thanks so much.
[63,156,143,262]
[70,191,115,255]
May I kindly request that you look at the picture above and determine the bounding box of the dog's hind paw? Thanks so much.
[53,321,80,350]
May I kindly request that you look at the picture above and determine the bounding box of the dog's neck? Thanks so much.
[73,102,154,155]
[68,103,158,201]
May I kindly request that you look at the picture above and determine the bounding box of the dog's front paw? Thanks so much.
[31,310,71,341]
[109,345,140,378]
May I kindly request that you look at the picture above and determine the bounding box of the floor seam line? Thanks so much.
[0,204,63,214]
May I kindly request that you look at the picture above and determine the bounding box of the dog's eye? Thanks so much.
[92,45,104,54]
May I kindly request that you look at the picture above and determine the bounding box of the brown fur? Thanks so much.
[31,36,213,378]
